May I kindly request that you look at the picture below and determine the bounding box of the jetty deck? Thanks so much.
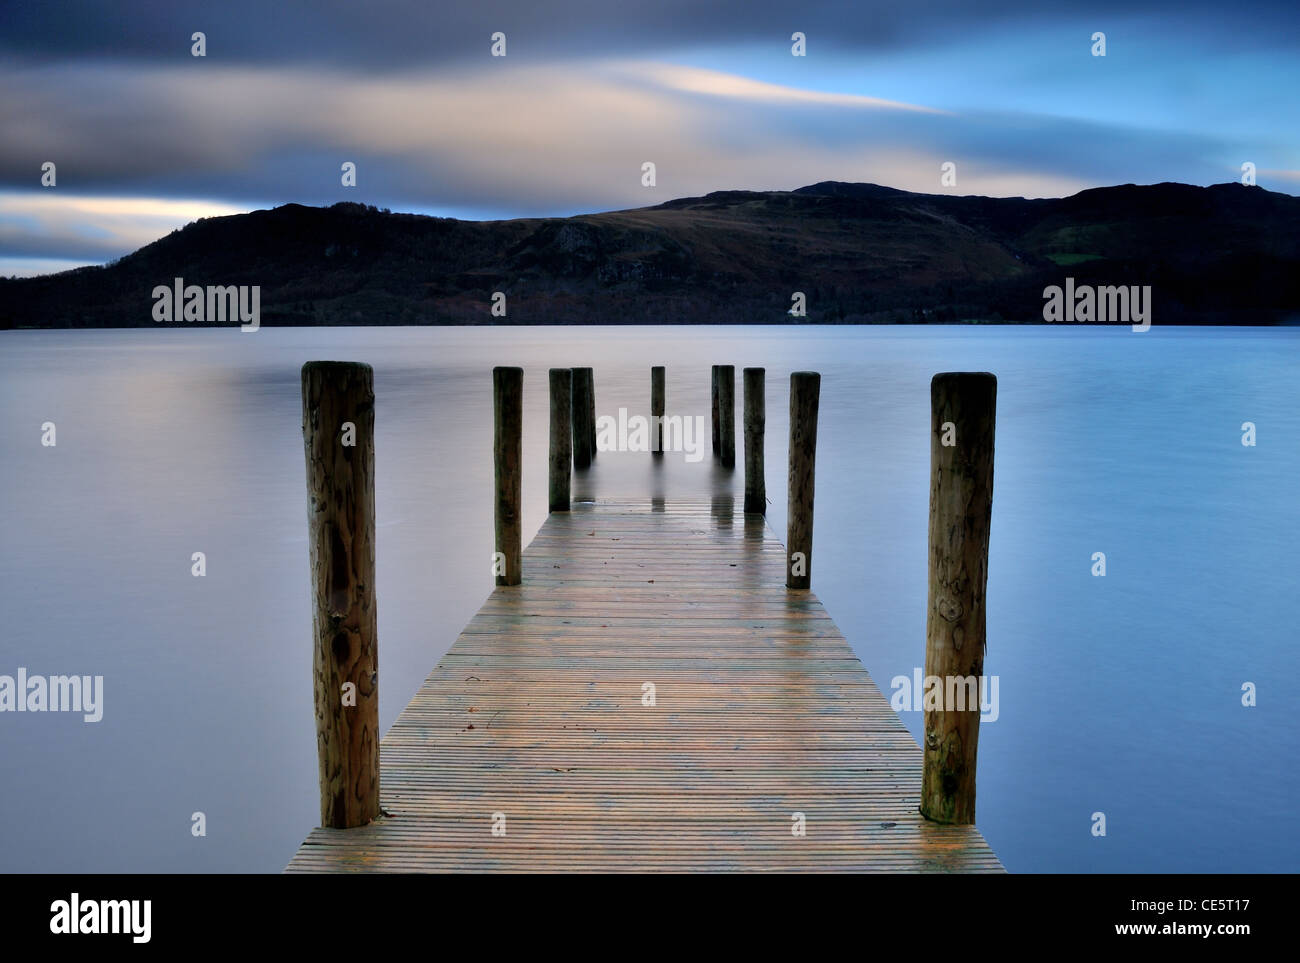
[287,497,1002,872]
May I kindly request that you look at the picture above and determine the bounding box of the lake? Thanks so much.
[0,324,1296,873]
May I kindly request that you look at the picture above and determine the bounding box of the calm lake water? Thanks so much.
[1,324,1296,873]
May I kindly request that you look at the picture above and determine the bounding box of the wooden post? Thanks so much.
[587,368,596,457]
[711,366,720,456]
[572,367,594,469]
[301,361,379,830]
[743,367,765,513]
[494,366,523,586]
[921,372,996,826]
[651,366,665,455]
[549,368,572,512]
[718,365,735,469]
[786,371,820,589]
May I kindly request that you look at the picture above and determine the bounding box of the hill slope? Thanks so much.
[4,181,1299,327]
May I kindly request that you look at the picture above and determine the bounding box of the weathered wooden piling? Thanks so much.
[651,366,665,455]
[718,365,736,469]
[301,361,380,829]
[711,365,720,456]
[921,372,996,826]
[786,371,820,590]
[743,367,766,513]
[549,368,572,512]
[586,369,596,456]
[572,367,595,469]
[494,366,523,586]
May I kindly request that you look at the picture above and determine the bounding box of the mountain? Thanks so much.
[4,181,1299,327]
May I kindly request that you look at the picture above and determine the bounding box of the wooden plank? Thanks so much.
[287,499,1002,873]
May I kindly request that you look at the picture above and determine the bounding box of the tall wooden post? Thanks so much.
[572,367,594,469]
[711,365,720,457]
[921,372,996,825]
[743,367,765,513]
[786,372,820,589]
[549,368,572,512]
[301,361,380,829]
[587,368,596,457]
[718,365,736,469]
[494,366,523,586]
[651,366,665,455]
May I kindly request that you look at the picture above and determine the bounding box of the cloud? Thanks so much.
[4,1,1295,68]
[633,63,948,113]
[0,58,1246,214]
[0,257,100,279]
[0,192,246,261]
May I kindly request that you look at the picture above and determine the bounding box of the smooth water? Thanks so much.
[1,325,1296,873]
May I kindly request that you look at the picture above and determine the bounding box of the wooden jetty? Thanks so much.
[288,364,1002,873]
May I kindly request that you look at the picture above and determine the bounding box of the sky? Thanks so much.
[1,0,1297,276]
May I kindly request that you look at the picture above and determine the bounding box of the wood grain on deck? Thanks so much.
[286,499,1002,872]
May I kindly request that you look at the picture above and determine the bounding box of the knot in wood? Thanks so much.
[937,596,963,622]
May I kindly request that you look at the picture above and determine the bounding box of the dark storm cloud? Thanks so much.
[4,0,1296,66]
